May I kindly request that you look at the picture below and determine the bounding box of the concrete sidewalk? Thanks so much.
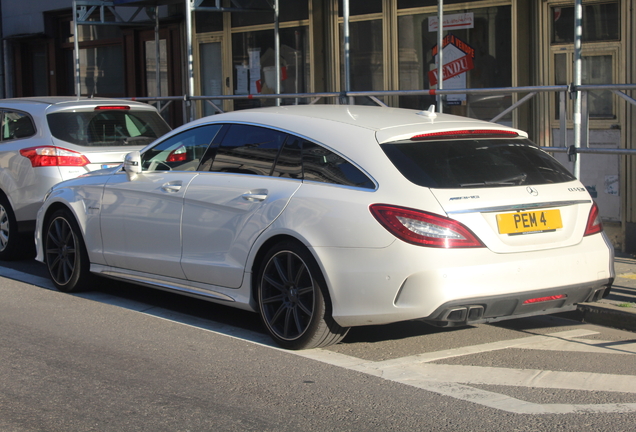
[573,252,636,332]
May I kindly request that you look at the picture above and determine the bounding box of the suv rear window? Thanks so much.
[47,110,170,147]
[381,139,576,189]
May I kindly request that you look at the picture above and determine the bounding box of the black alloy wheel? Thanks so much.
[257,241,349,350]
[45,209,91,292]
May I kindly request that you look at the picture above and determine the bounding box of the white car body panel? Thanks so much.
[430,184,594,253]
[181,173,301,288]
[100,171,199,278]
[315,233,612,326]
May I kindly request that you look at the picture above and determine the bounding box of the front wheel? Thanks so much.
[44,209,92,292]
[257,240,349,350]
[0,195,29,260]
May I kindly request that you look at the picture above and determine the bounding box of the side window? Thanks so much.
[210,124,288,175]
[302,141,375,189]
[271,136,302,179]
[2,111,36,141]
[141,124,221,172]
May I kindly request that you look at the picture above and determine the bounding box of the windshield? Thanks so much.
[47,110,171,147]
[381,138,576,188]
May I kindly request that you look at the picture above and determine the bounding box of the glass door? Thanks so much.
[199,40,224,117]
[145,38,169,122]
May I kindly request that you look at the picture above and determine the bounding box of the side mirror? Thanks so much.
[124,151,142,181]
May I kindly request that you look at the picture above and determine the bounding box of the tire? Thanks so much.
[257,240,349,350]
[44,209,92,292]
[0,194,28,261]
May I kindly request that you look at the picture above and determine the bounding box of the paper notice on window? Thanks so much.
[248,48,261,94]
[235,65,248,95]
[605,175,619,195]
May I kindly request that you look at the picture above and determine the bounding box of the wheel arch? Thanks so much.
[249,233,334,309]
[36,198,90,263]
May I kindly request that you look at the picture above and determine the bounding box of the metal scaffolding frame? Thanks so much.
[72,0,286,121]
[74,0,588,150]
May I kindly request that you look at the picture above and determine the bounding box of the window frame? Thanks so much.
[545,0,625,130]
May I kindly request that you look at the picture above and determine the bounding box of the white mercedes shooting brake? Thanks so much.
[35,105,614,349]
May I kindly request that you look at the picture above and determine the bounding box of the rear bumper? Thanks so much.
[421,278,613,327]
[316,233,614,327]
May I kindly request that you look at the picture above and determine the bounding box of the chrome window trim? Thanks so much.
[446,200,592,215]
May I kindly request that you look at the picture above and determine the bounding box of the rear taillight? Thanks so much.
[370,204,485,248]
[584,202,603,236]
[19,146,89,167]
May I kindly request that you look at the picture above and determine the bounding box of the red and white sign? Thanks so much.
[428,13,474,32]
[428,55,474,86]
[429,35,475,105]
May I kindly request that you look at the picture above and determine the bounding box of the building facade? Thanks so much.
[1,0,635,251]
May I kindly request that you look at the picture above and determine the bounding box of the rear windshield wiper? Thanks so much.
[460,173,527,188]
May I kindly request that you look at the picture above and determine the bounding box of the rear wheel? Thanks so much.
[44,209,92,292]
[257,240,349,350]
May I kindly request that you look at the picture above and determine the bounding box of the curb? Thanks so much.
[575,302,636,333]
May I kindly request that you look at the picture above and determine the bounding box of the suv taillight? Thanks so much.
[370,204,485,248]
[584,202,603,236]
[20,146,89,167]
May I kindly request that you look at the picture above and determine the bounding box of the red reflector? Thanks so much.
[583,202,603,236]
[94,105,130,111]
[523,294,567,305]
[411,130,519,141]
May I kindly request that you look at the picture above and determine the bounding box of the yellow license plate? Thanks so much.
[496,209,563,235]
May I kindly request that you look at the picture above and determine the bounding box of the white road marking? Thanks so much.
[368,329,599,368]
[4,266,636,414]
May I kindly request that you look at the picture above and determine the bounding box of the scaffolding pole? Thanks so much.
[573,0,583,178]
[343,0,351,102]
[436,0,444,112]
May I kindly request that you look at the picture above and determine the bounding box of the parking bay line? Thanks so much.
[299,330,636,414]
[4,267,636,414]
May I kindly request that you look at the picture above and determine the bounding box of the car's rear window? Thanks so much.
[381,139,576,188]
[47,110,171,147]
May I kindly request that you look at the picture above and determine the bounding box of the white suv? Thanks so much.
[0,97,171,260]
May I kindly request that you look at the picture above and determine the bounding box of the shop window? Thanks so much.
[231,26,309,109]
[338,0,382,16]
[550,2,619,122]
[339,19,384,100]
[398,0,482,8]
[145,40,169,99]
[231,0,308,27]
[57,13,125,97]
[196,10,223,33]
[62,14,123,43]
[397,6,512,121]
[200,41,224,117]
[553,50,616,120]
[552,2,619,44]
[76,46,125,96]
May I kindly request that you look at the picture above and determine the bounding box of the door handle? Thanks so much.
[161,181,183,193]
[241,189,268,202]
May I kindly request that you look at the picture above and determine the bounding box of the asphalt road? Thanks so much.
[2,259,636,431]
